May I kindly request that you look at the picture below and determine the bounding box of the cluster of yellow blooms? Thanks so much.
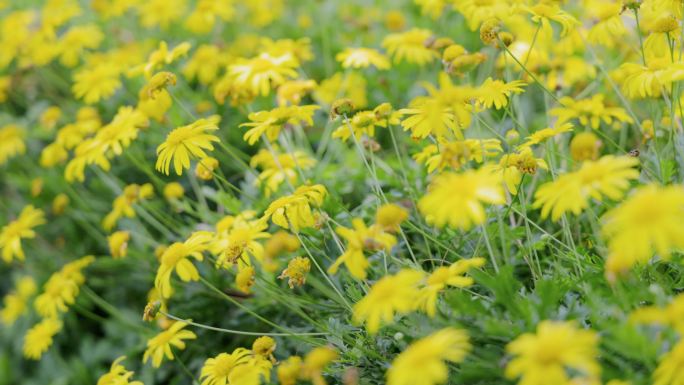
[4,0,684,384]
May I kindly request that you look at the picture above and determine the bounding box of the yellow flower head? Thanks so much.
[336,47,390,70]
[236,266,256,293]
[108,230,130,259]
[195,157,219,181]
[143,320,197,368]
[533,155,640,221]
[418,168,505,230]
[417,258,485,317]
[505,321,600,385]
[200,347,272,385]
[0,205,46,263]
[96,356,144,385]
[570,132,602,162]
[72,63,122,104]
[163,182,185,201]
[654,339,684,385]
[476,78,526,110]
[329,218,397,279]
[23,318,62,360]
[0,124,26,166]
[387,328,471,385]
[382,28,439,66]
[241,105,319,145]
[156,116,221,175]
[154,231,213,298]
[228,53,299,97]
[603,185,684,278]
[263,184,327,232]
[353,269,424,334]
[279,256,311,288]
[301,346,338,385]
[1,276,36,325]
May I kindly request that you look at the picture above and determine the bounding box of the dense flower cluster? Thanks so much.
[2,0,684,384]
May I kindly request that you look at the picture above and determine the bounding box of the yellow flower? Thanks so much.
[336,47,390,70]
[96,356,144,385]
[263,184,327,232]
[156,116,221,175]
[0,205,46,263]
[550,95,633,130]
[228,53,299,97]
[143,321,197,368]
[630,293,684,334]
[72,63,122,104]
[58,24,104,67]
[252,336,276,361]
[236,266,256,293]
[185,0,234,35]
[399,97,460,140]
[329,219,397,279]
[279,256,311,288]
[418,168,505,230]
[476,78,526,110]
[586,2,627,48]
[277,356,303,385]
[533,155,640,221]
[518,123,574,149]
[241,105,319,145]
[618,58,684,99]
[1,276,36,325]
[195,157,219,180]
[570,132,602,162]
[654,339,684,385]
[108,230,130,259]
[39,106,62,130]
[250,147,316,196]
[387,328,471,385]
[331,110,380,142]
[315,72,368,109]
[34,272,79,319]
[301,346,338,385]
[277,79,317,106]
[183,44,230,85]
[155,231,213,298]
[102,183,154,231]
[353,269,424,334]
[200,347,272,385]
[505,321,600,385]
[212,215,270,269]
[413,138,502,173]
[603,185,684,277]
[417,258,485,317]
[484,147,548,195]
[382,28,438,66]
[163,182,185,201]
[0,124,26,165]
[137,0,186,29]
[375,203,408,232]
[130,41,191,78]
[522,3,580,37]
[23,318,62,360]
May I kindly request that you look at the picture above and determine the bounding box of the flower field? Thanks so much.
[2,0,684,384]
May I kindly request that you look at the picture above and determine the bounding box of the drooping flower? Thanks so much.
[212,213,271,269]
[602,185,684,278]
[533,156,640,221]
[241,105,319,145]
[262,184,327,232]
[108,230,130,259]
[505,321,600,385]
[353,269,424,334]
[301,346,338,385]
[518,123,574,149]
[250,147,316,196]
[0,205,46,263]
[23,318,62,360]
[143,321,197,368]
[155,116,221,175]
[34,256,94,319]
[522,3,580,37]
[102,183,154,231]
[387,328,471,385]
[418,168,505,230]
[154,231,213,298]
[417,258,485,317]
